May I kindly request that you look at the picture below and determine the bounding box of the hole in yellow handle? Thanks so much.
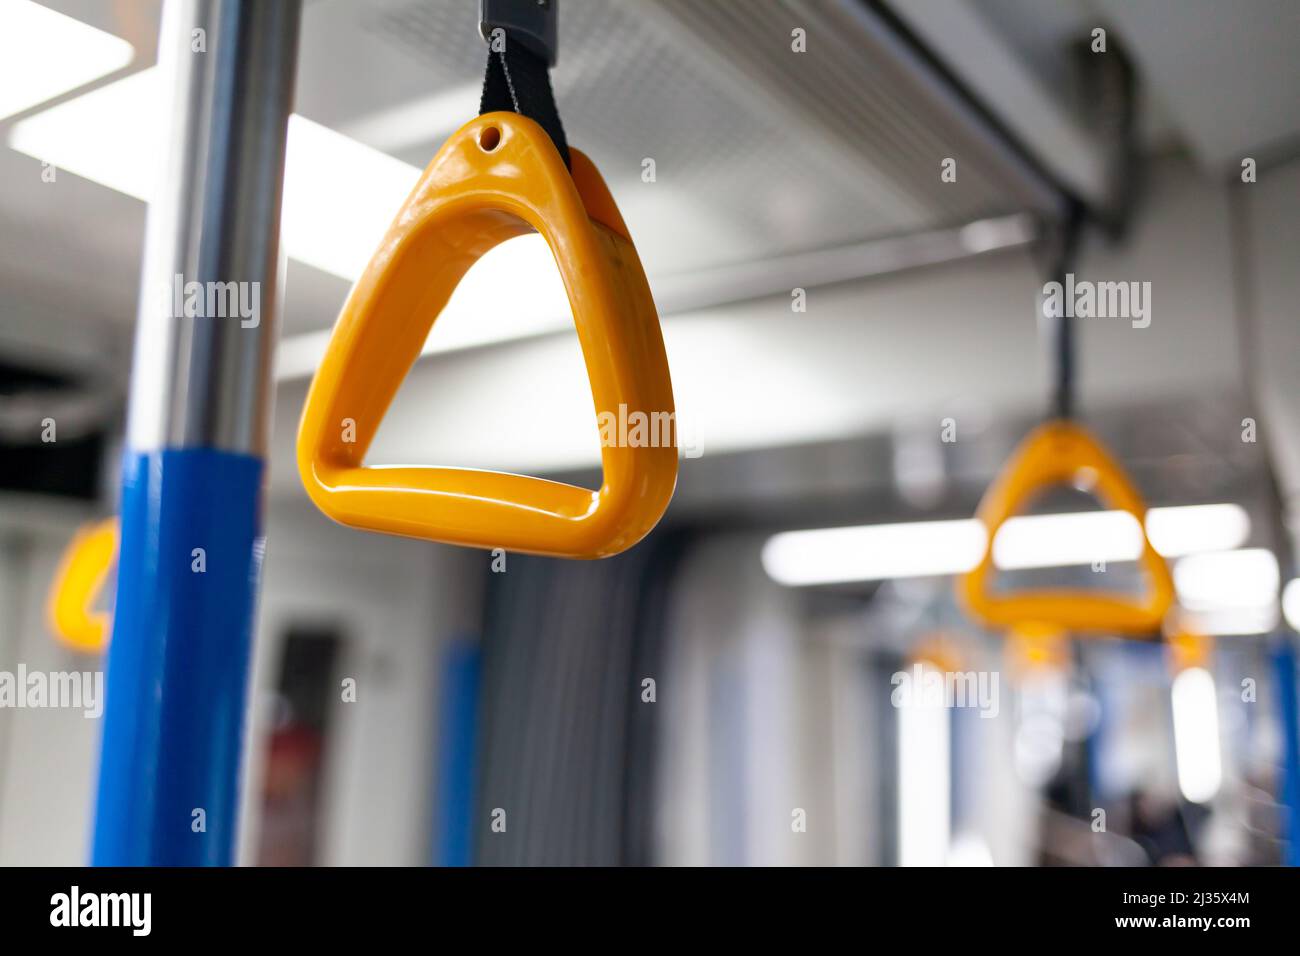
[296,113,677,558]
[957,420,1174,635]
[46,517,118,654]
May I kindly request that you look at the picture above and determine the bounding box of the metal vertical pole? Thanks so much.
[92,0,300,866]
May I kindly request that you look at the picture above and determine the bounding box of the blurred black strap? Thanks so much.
[1047,201,1084,421]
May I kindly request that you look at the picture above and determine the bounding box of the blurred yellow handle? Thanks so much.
[296,112,677,559]
[46,517,118,653]
[1166,623,1213,672]
[957,420,1174,635]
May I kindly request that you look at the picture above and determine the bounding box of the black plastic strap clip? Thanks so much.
[479,0,558,66]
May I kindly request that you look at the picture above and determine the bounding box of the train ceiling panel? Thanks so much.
[298,0,1059,279]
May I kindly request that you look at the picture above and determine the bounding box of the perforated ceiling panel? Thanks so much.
[299,0,1053,278]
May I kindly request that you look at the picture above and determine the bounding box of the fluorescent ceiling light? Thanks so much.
[1173,548,1279,612]
[10,66,576,358]
[1173,548,1280,636]
[762,519,986,586]
[993,510,1141,570]
[1145,504,1250,558]
[8,67,422,281]
[1171,667,1222,804]
[761,504,1251,586]
[1179,606,1278,637]
[0,0,134,121]
[8,67,157,198]
[994,503,1251,570]
[280,113,420,279]
[275,233,572,378]
[1283,578,1300,631]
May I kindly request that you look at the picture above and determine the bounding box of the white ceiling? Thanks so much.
[1,0,1296,491]
[1092,0,1300,171]
[890,0,1300,179]
[2,0,1043,363]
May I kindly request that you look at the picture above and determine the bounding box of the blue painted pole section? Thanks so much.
[432,640,482,866]
[90,0,298,865]
[93,449,264,865]
[1274,642,1300,867]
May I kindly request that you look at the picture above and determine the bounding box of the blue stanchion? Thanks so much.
[432,640,482,867]
[92,448,264,866]
[1274,642,1300,867]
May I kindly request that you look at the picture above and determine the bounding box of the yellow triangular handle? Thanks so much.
[297,113,677,558]
[957,420,1174,635]
[46,517,118,653]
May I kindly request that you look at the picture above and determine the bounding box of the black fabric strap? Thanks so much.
[1047,201,1085,421]
[479,36,570,169]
